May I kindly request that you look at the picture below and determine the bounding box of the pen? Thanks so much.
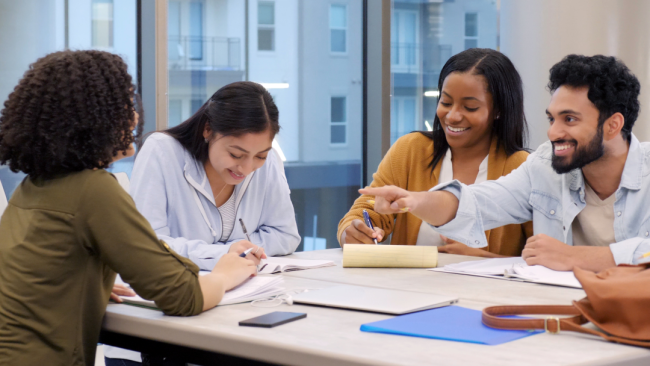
[637,251,650,261]
[366,199,410,212]
[239,247,253,258]
[362,209,379,244]
[239,218,252,242]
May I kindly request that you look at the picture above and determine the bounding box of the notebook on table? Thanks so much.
[360,305,542,345]
[292,285,458,315]
[257,257,335,274]
[429,257,582,289]
[119,275,285,309]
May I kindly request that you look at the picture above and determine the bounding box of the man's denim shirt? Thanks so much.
[433,134,650,265]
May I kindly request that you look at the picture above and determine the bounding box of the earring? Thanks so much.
[204,138,209,143]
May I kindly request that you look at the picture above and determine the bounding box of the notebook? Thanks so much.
[360,305,542,345]
[429,257,582,288]
[119,275,285,309]
[342,244,438,268]
[292,285,458,314]
[257,257,335,274]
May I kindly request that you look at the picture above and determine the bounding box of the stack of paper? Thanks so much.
[257,257,335,274]
[342,244,438,268]
[429,257,582,289]
[119,275,285,309]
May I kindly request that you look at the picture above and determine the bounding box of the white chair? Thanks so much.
[0,179,8,217]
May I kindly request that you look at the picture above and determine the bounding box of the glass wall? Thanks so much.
[0,0,138,200]
[166,0,363,251]
[390,0,498,144]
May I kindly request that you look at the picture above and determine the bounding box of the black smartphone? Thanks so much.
[239,312,307,328]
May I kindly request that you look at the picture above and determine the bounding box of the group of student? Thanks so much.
[0,46,647,365]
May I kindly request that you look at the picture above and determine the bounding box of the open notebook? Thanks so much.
[429,257,582,289]
[119,274,285,309]
[257,257,335,274]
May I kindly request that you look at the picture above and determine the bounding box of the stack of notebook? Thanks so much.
[119,275,285,309]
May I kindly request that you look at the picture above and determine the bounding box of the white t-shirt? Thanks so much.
[416,149,488,246]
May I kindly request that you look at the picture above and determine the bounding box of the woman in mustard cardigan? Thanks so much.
[339,48,532,257]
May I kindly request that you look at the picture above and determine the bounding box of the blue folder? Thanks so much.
[360,305,542,345]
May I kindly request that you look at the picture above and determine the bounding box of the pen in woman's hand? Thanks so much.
[239,218,252,242]
[239,247,254,258]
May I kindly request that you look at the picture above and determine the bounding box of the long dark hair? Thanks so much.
[166,81,280,163]
[420,48,528,172]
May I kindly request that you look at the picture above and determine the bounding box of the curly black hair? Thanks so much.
[548,54,640,143]
[0,50,142,179]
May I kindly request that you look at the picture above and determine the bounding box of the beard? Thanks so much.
[551,125,605,174]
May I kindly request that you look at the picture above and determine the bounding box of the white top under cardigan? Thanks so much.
[416,149,488,246]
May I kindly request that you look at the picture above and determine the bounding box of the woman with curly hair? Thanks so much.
[0,50,258,366]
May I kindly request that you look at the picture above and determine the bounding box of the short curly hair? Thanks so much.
[0,50,142,179]
[548,54,640,143]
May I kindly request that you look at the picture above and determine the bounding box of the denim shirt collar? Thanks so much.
[619,134,643,191]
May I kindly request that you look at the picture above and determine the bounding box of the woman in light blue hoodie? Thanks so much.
[129,81,300,271]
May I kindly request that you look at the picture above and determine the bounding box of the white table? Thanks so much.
[101,249,650,366]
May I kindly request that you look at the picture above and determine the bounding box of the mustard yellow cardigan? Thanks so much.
[338,132,533,256]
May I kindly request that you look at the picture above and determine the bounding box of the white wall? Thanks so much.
[501,0,650,149]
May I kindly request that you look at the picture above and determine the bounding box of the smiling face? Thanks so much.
[436,72,494,151]
[546,86,605,174]
[203,127,274,185]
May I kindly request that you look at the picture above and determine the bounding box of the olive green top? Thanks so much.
[0,170,204,366]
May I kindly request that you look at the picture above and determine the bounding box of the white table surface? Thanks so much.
[102,249,650,366]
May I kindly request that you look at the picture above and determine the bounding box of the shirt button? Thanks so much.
[617,212,622,217]
[563,226,566,230]
[645,232,649,237]
[550,210,555,215]
[474,240,480,244]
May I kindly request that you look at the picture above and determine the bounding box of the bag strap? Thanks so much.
[482,305,650,348]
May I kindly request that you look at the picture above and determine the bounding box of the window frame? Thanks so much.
[91,0,114,49]
[257,0,276,52]
[464,12,479,50]
[329,3,348,55]
[330,95,349,147]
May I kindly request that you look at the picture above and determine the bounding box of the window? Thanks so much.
[258,1,275,51]
[169,100,183,128]
[330,4,347,53]
[390,1,497,144]
[92,0,113,48]
[166,1,362,251]
[189,2,203,60]
[168,1,181,62]
[330,96,347,144]
[464,13,478,50]
[391,10,418,71]
[0,0,137,198]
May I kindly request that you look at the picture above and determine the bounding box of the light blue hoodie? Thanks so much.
[129,132,301,270]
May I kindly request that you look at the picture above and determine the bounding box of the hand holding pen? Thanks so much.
[227,219,267,265]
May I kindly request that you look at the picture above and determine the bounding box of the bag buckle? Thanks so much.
[544,317,561,334]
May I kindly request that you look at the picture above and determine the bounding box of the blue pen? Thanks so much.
[239,247,253,258]
[362,209,379,244]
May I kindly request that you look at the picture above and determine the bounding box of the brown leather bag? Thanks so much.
[482,264,650,347]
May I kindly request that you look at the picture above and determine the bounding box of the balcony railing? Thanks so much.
[168,36,241,71]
